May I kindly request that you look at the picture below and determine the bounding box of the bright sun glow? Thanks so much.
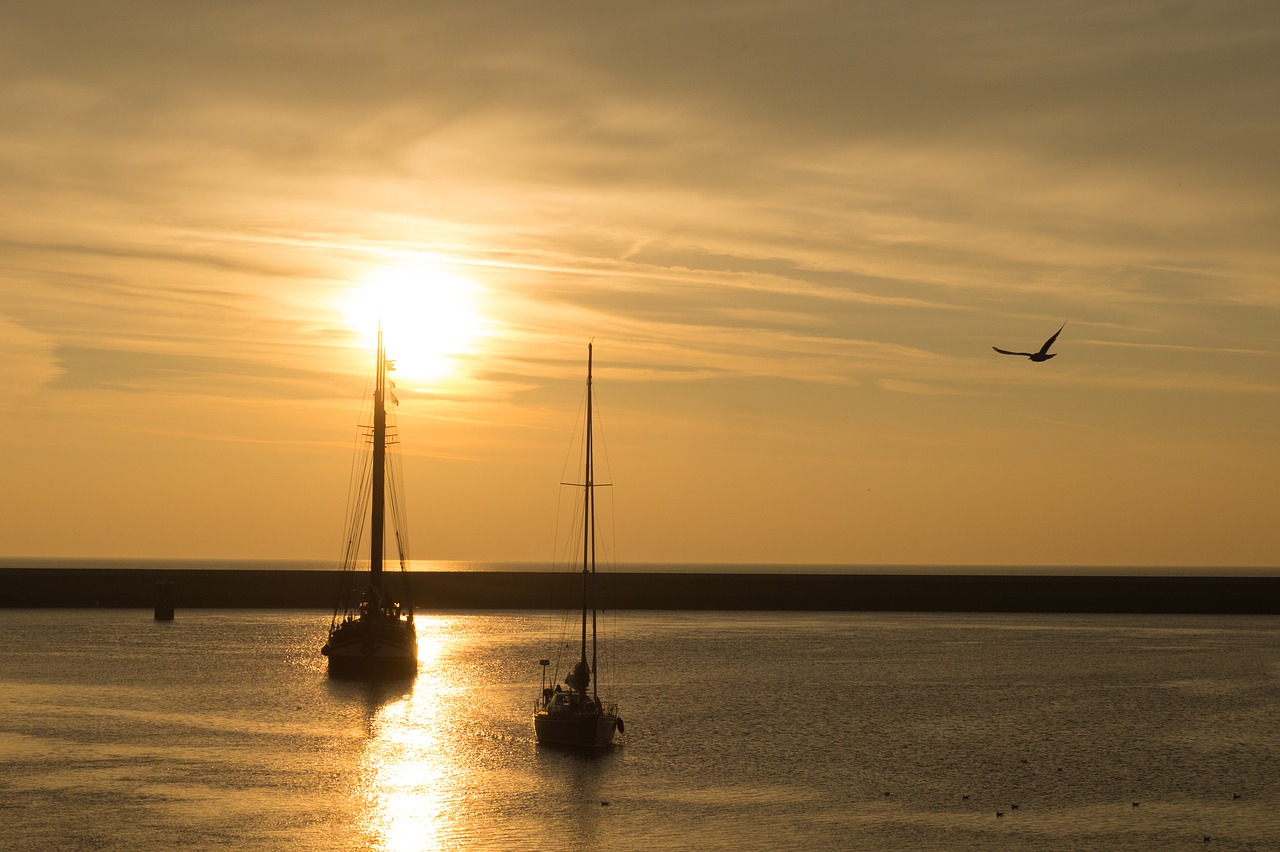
[341,261,487,384]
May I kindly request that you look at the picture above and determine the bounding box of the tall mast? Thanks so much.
[587,343,599,701]
[370,324,387,593]
[580,343,592,676]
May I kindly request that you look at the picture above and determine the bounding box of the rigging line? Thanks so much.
[587,377,620,697]
[338,451,361,554]
[386,441,411,563]
[590,382,613,483]
[337,356,378,560]
[547,475,567,640]
[554,382,590,490]
[545,366,599,686]
[548,476,580,674]
[337,463,373,614]
[596,517,616,696]
[550,491,589,682]
[386,484,414,609]
[344,460,373,561]
[551,539,581,680]
[550,430,587,554]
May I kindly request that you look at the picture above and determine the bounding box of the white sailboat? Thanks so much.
[534,342,624,749]
[321,326,417,679]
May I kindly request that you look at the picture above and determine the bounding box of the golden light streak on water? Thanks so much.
[358,618,464,851]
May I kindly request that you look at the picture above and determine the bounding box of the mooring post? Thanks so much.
[154,579,174,621]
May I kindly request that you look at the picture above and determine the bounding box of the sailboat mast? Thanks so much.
[370,325,387,592]
[587,343,599,701]
[580,343,592,675]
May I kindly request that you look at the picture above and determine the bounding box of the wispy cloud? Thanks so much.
[2,0,1278,563]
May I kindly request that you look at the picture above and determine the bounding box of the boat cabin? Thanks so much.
[543,689,602,715]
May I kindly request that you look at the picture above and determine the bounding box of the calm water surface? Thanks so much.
[2,610,1278,850]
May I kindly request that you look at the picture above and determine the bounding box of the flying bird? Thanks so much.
[993,323,1065,361]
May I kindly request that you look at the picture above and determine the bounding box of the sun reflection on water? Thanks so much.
[339,614,623,850]
[356,619,464,852]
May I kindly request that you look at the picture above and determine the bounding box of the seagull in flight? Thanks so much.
[993,323,1065,362]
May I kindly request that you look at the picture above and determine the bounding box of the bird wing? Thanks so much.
[993,347,1031,356]
[1037,323,1066,355]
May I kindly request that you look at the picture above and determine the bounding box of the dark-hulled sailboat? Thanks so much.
[534,343,624,749]
[321,327,417,679]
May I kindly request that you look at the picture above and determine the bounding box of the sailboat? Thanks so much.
[534,342,624,749]
[321,326,418,679]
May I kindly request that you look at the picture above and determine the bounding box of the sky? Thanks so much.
[2,0,1278,567]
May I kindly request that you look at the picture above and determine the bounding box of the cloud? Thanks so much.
[49,346,341,399]
[0,315,59,397]
[3,1,1280,565]
[3,2,1279,400]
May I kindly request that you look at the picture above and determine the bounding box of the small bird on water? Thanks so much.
[993,323,1065,361]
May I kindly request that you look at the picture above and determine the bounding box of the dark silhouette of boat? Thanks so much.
[321,326,417,679]
[534,343,624,749]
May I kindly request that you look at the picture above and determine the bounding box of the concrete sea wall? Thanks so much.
[3,568,1278,613]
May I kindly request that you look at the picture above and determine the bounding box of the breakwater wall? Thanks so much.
[2,568,1278,614]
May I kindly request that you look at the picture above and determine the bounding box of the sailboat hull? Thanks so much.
[322,621,417,680]
[534,711,619,750]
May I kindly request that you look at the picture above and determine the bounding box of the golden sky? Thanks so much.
[2,1,1277,566]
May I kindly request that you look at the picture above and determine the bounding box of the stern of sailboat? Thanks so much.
[533,699,620,750]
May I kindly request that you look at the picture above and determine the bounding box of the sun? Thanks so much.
[340,261,487,384]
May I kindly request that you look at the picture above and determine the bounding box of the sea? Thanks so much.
[2,602,1278,850]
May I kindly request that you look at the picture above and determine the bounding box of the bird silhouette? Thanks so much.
[994,323,1065,361]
